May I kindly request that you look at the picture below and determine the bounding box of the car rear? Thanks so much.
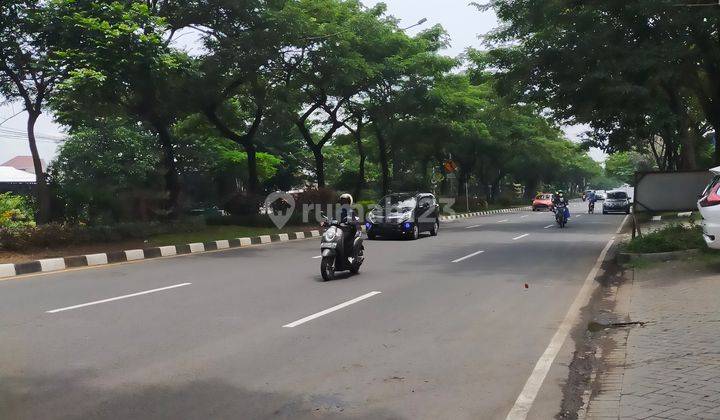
[697,168,720,249]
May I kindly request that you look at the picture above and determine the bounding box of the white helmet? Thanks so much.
[339,193,354,205]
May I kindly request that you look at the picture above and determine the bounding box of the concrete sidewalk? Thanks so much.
[583,259,720,419]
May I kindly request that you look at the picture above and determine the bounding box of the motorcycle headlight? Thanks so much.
[323,227,337,241]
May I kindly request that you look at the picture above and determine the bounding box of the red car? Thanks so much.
[532,193,554,211]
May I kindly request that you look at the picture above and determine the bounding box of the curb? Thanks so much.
[438,206,533,221]
[650,212,694,221]
[0,230,321,280]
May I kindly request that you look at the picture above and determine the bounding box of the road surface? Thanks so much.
[0,203,625,419]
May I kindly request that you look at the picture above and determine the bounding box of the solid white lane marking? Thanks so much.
[505,237,616,420]
[543,224,554,229]
[498,219,509,223]
[513,234,530,241]
[312,255,322,259]
[283,291,382,328]
[452,250,485,263]
[465,224,482,229]
[520,215,529,219]
[46,283,192,314]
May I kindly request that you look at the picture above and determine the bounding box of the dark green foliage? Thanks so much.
[626,224,705,254]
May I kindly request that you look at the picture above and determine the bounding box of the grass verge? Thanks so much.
[625,224,705,254]
[146,225,310,246]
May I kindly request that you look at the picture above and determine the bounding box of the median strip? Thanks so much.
[46,283,192,314]
[282,291,382,328]
[452,250,485,263]
[0,230,322,281]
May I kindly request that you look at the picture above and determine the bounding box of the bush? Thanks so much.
[451,196,490,213]
[223,192,264,216]
[295,188,337,206]
[0,220,204,252]
[625,224,705,254]
[0,193,36,228]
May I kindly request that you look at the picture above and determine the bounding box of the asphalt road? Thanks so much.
[0,203,626,420]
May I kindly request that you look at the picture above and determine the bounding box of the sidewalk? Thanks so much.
[582,259,720,419]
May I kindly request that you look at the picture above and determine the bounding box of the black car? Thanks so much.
[365,193,440,240]
[602,191,631,214]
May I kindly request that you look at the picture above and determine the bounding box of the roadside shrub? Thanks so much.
[223,192,263,215]
[625,224,705,254]
[0,220,205,252]
[451,196,490,213]
[0,193,36,228]
[296,188,337,206]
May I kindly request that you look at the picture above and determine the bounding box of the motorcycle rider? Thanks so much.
[553,190,571,221]
[587,190,597,212]
[338,193,358,263]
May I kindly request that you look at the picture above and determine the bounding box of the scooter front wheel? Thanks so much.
[320,256,336,281]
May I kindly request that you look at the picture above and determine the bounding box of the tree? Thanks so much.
[50,124,162,224]
[605,152,656,185]
[51,1,198,217]
[482,0,719,169]
[0,1,62,222]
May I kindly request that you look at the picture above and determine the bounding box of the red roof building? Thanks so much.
[1,156,46,174]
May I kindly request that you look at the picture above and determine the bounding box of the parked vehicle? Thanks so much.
[595,190,607,200]
[532,193,554,211]
[697,166,720,249]
[555,202,569,228]
[320,215,365,281]
[602,191,631,214]
[365,193,440,240]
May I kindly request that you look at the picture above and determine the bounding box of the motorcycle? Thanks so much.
[320,215,365,281]
[588,200,595,214]
[555,202,569,228]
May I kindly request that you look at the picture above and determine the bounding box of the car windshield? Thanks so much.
[607,192,627,200]
[376,195,416,212]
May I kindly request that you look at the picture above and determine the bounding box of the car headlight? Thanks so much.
[401,211,414,222]
[368,212,377,223]
[323,227,337,241]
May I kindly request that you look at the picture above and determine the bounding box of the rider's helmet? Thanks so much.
[339,193,354,206]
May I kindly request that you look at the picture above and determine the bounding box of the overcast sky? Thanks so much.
[0,0,603,164]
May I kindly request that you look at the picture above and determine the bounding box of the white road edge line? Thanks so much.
[498,219,509,223]
[520,215,529,219]
[283,291,382,328]
[465,224,482,229]
[506,215,629,420]
[513,234,530,241]
[46,283,192,314]
[543,224,554,229]
[452,250,485,263]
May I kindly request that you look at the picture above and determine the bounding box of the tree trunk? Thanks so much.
[310,145,325,188]
[155,123,181,218]
[353,126,366,200]
[375,126,390,196]
[667,88,698,170]
[27,112,51,223]
[245,145,259,194]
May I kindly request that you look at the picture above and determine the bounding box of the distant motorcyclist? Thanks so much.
[587,190,597,212]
